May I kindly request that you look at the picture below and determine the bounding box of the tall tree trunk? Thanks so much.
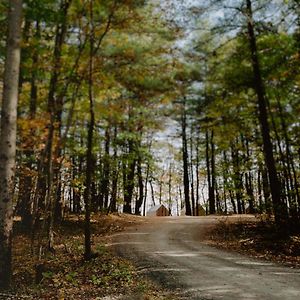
[182,99,192,215]
[0,0,22,288]
[189,129,195,215]
[246,0,288,228]
[46,0,71,251]
[222,151,229,214]
[84,0,95,260]
[206,129,216,214]
[195,134,200,216]
[210,130,216,214]
[168,164,172,215]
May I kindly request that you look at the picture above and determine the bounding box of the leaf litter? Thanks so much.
[202,216,300,268]
[4,213,180,300]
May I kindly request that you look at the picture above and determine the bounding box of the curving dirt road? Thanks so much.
[111,216,300,300]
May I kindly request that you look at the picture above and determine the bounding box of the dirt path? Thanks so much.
[111,216,300,300]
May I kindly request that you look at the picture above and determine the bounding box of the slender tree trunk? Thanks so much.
[101,126,111,210]
[135,157,144,215]
[215,181,221,213]
[246,0,288,228]
[159,178,163,205]
[223,178,228,214]
[168,164,172,215]
[123,141,136,214]
[0,0,22,288]
[143,162,150,216]
[195,134,200,216]
[206,129,216,214]
[182,99,192,215]
[222,151,229,214]
[261,163,272,214]
[179,186,183,211]
[189,129,195,215]
[46,0,71,250]
[176,190,180,216]
[257,169,263,213]
[110,126,118,213]
[231,144,243,214]
[84,0,96,260]
[244,137,255,213]
[245,173,255,213]
[210,130,216,214]
[149,179,156,207]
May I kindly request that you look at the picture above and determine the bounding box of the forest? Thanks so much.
[0,0,299,296]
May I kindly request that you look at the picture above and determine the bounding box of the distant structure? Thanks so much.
[147,204,170,217]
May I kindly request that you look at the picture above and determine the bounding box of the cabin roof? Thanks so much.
[147,204,167,213]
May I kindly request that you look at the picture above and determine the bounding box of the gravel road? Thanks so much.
[112,216,300,300]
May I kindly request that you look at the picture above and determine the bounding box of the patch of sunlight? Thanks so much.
[273,272,300,276]
[237,261,273,266]
[151,251,198,257]
[197,251,216,255]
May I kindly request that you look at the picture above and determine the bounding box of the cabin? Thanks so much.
[147,204,170,217]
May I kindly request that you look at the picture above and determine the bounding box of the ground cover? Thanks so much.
[5,214,300,300]
[2,214,178,300]
[203,216,300,268]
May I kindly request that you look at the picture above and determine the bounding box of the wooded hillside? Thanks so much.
[0,0,299,291]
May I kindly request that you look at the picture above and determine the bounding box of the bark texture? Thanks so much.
[0,0,22,288]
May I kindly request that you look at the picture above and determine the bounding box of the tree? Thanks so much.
[0,0,22,288]
[176,0,300,227]
[245,0,288,229]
